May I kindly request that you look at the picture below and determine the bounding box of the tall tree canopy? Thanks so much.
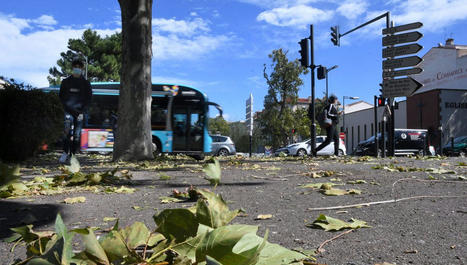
[209,116,230,136]
[260,49,308,148]
[48,29,121,85]
[113,0,154,161]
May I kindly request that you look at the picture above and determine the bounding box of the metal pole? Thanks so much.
[374,96,379,157]
[310,25,316,157]
[85,56,88,80]
[326,71,329,99]
[249,135,252,158]
[382,118,386,158]
[343,97,346,151]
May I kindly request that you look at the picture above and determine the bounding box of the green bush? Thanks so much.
[0,88,63,161]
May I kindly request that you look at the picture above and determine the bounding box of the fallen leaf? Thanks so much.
[301,182,341,189]
[159,196,184,204]
[404,249,418,254]
[132,206,142,210]
[323,188,348,196]
[309,214,370,231]
[103,217,117,222]
[347,180,367,184]
[255,214,273,220]
[105,186,135,194]
[64,196,86,204]
[64,156,80,173]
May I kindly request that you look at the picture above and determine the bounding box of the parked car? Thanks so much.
[274,136,347,156]
[442,136,467,156]
[210,135,236,156]
[354,129,430,156]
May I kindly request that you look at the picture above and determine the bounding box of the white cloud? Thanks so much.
[153,17,209,36]
[151,75,199,87]
[152,17,231,60]
[32,15,57,26]
[0,13,119,87]
[337,0,368,20]
[152,34,229,60]
[393,0,467,31]
[237,0,318,8]
[257,4,334,27]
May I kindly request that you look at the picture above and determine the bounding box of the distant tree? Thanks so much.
[48,29,122,85]
[229,121,249,152]
[113,0,153,161]
[261,49,309,149]
[209,116,230,135]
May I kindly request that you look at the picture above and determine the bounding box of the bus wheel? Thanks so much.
[152,137,162,155]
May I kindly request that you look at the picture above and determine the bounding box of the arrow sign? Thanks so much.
[383,22,423,35]
[383,56,422,69]
[382,43,423,58]
[382,77,423,97]
[382,31,423,46]
[383,67,423,78]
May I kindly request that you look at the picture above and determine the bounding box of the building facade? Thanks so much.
[408,39,467,149]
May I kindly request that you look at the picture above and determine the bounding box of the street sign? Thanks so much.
[245,94,253,136]
[382,31,423,46]
[383,56,422,69]
[382,22,423,35]
[383,67,423,78]
[382,43,423,58]
[382,77,423,97]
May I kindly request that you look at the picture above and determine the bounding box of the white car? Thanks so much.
[275,136,347,156]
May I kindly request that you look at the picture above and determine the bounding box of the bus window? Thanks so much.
[151,97,168,131]
[87,95,118,128]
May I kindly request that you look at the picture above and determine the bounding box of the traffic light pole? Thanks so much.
[310,24,316,157]
[374,96,379,157]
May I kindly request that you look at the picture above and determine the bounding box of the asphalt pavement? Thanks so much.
[1,154,466,265]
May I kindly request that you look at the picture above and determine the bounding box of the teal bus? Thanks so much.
[43,82,222,158]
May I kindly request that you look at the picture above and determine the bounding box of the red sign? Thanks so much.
[339,132,345,140]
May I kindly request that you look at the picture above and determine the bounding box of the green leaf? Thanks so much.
[206,255,224,265]
[310,214,371,231]
[26,258,55,265]
[99,230,130,262]
[255,240,307,265]
[196,189,240,228]
[121,222,150,249]
[80,228,110,265]
[203,159,221,186]
[171,225,210,263]
[154,208,199,243]
[195,225,259,264]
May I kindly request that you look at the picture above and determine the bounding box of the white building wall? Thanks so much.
[339,101,407,153]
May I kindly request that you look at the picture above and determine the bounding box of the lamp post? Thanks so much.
[342,96,359,151]
[325,65,338,99]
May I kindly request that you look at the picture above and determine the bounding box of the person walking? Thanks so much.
[315,95,342,156]
[58,58,92,163]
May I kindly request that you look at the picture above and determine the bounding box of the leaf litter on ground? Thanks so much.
[63,196,86,204]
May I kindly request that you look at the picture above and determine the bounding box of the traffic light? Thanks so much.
[377,96,386,107]
[330,26,340,46]
[298,38,309,68]
[292,129,296,134]
[317,66,326,80]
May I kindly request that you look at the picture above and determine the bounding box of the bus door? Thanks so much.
[172,106,204,152]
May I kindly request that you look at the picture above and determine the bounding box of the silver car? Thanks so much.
[210,135,236,156]
[275,136,347,156]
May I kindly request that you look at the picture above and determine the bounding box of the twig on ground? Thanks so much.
[316,229,354,254]
[391,178,466,200]
[308,195,467,211]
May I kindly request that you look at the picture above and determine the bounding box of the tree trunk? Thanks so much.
[114,0,154,161]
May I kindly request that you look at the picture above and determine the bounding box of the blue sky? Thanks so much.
[1,0,467,121]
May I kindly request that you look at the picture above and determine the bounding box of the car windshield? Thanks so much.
[454,136,467,143]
